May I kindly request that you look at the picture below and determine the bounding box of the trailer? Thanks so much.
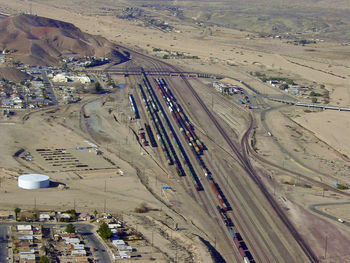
[128,94,139,119]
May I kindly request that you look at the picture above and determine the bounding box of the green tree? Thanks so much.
[14,207,21,220]
[312,97,318,103]
[286,79,294,85]
[98,222,112,240]
[279,84,289,90]
[65,223,76,234]
[94,82,103,94]
[39,256,49,263]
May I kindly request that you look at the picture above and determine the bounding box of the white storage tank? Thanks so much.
[18,174,50,189]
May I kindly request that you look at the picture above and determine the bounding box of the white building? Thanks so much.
[52,73,69,83]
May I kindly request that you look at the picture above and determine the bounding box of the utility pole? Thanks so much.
[104,199,106,213]
[151,229,154,259]
[73,199,76,210]
[324,235,328,259]
[34,197,36,210]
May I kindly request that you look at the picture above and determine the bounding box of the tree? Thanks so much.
[286,79,294,85]
[94,82,103,94]
[65,223,76,234]
[14,207,21,220]
[98,222,112,240]
[39,256,49,263]
[279,84,289,90]
[312,97,318,103]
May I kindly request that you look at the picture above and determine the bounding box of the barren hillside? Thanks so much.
[0,14,127,65]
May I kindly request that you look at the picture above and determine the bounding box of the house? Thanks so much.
[19,253,36,260]
[286,87,299,95]
[78,212,91,221]
[39,214,51,221]
[112,239,125,246]
[71,249,86,256]
[268,80,280,87]
[18,225,32,231]
[52,73,69,83]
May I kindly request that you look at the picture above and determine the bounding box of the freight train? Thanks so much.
[138,128,148,146]
[154,77,253,262]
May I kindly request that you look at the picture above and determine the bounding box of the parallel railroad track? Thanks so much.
[108,45,318,262]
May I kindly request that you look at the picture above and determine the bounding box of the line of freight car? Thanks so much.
[157,78,176,102]
[148,107,172,165]
[143,79,159,111]
[151,81,203,186]
[224,213,252,263]
[143,74,203,189]
[138,84,173,165]
[159,112,186,177]
[207,175,228,211]
[217,206,234,227]
[142,77,189,179]
[128,94,139,119]
[138,128,148,146]
[233,234,251,263]
[145,123,157,147]
[156,78,204,152]
[142,83,177,165]
[156,83,203,155]
[145,77,199,180]
[142,80,183,173]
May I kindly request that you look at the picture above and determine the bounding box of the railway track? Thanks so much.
[109,46,318,262]
[179,76,318,263]
[123,59,246,262]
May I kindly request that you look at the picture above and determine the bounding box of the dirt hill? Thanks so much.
[0,14,126,66]
[0,67,30,82]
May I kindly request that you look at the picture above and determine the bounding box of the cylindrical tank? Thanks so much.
[18,174,50,189]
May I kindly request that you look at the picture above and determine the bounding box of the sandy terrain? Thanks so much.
[1,0,350,262]
[294,111,350,158]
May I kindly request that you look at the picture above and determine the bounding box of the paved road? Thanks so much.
[75,223,111,263]
[309,202,350,228]
[0,225,9,261]
[41,70,58,105]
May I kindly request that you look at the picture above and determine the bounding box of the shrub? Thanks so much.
[134,202,150,213]
[336,184,349,190]
[65,224,75,234]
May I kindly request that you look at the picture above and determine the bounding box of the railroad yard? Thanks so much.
[2,1,350,262]
[2,45,350,262]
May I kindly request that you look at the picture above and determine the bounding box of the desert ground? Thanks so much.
[1,0,350,262]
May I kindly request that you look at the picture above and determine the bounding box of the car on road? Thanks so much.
[338,218,344,223]
[93,247,98,252]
